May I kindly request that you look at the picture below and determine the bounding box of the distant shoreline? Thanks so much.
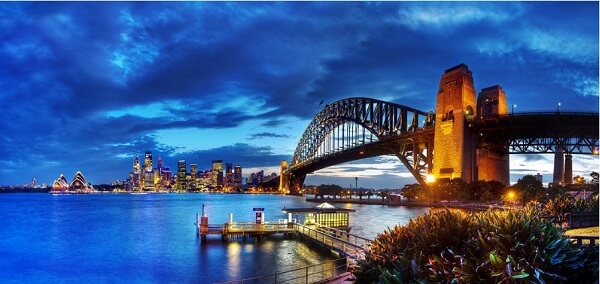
[304,197,504,211]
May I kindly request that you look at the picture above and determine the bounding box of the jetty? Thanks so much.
[196,203,370,283]
[195,203,369,258]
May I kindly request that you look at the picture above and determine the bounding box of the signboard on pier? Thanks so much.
[255,212,262,224]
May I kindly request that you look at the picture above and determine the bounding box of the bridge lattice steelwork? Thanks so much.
[472,112,599,154]
[288,97,434,187]
[276,98,599,193]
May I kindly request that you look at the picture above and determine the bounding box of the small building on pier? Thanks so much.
[282,202,355,231]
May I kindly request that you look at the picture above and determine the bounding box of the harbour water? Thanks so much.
[0,193,429,283]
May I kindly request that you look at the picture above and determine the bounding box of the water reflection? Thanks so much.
[0,193,435,283]
[226,242,241,280]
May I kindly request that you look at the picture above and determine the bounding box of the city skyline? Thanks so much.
[1,2,598,188]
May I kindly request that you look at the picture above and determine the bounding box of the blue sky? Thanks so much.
[1,2,598,188]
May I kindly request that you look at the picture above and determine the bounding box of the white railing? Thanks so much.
[294,223,371,259]
[216,257,348,284]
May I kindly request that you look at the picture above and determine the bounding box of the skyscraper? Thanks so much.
[190,164,198,189]
[157,156,163,169]
[144,151,154,190]
[211,160,223,188]
[234,165,242,185]
[133,155,141,190]
[178,160,186,190]
[162,166,172,186]
[144,151,153,171]
[225,163,233,185]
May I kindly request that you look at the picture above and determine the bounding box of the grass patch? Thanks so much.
[565,227,599,236]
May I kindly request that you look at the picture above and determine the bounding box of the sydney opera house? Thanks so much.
[50,171,95,193]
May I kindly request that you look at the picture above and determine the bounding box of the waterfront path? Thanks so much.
[305,197,506,211]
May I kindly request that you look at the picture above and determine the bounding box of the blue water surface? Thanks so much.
[0,193,429,283]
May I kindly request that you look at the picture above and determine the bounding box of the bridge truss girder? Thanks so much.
[288,98,434,192]
[472,112,599,155]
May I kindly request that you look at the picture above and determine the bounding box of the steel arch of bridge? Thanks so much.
[288,97,435,187]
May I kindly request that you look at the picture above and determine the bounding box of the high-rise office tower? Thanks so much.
[178,160,186,190]
[211,160,223,187]
[190,164,198,189]
[143,151,154,190]
[133,155,141,189]
[225,163,233,185]
[234,165,242,185]
[162,166,172,186]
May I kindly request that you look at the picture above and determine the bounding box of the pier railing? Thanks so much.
[294,223,371,260]
[217,257,348,284]
[568,234,599,247]
[224,222,295,235]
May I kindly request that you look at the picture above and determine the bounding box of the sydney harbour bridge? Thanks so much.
[264,64,599,194]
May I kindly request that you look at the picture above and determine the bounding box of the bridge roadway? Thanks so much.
[473,111,599,154]
[258,99,598,191]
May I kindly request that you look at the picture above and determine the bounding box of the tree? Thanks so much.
[514,175,545,204]
[466,180,505,202]
[401,184,422,202]
[590,171,599,184]
[435,178,467,201]
[573,175,586,184]
[376,190,390,202]
[316,184,343,199]
[356,190,365,201]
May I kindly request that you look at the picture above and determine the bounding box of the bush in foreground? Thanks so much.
[353,207,598,283]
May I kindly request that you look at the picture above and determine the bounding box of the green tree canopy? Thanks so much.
[316,184,343,199]
[400,183,423,202]
[514,175,545,203]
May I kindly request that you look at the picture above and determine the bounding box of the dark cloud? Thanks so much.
[0,2,597,186]
[248,133,292,140]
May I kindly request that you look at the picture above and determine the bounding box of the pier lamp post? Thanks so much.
[426,174,436,205]
[512,104,516,114]
[557,102,561,113]
[507,191,515,210]
[355,177,358,190]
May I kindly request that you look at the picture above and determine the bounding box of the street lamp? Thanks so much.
[426,174,436,204]
[507,191,515,210]
[557,102,561,113]
[512,104,516,114]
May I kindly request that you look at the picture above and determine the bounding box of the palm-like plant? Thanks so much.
[354,206,599,284]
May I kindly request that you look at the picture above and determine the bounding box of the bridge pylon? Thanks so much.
[279,160,289,192]
[432,64,478,183]
[475,85,509,185]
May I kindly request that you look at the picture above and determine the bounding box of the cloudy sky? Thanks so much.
[1,2,598,188]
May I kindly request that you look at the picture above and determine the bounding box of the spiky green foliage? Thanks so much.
[353,207,599,284]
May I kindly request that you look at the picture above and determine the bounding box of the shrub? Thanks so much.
[353,207,599,283]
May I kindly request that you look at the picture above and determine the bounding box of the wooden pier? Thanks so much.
[196,204,370,283]
[197,220,297,240]
[196,215,369,261]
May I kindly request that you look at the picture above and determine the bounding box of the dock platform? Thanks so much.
[196,217,297,240]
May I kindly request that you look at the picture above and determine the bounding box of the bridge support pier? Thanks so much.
[476,149,509,186]
[553,147,564,186]
[564,154,573,185]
